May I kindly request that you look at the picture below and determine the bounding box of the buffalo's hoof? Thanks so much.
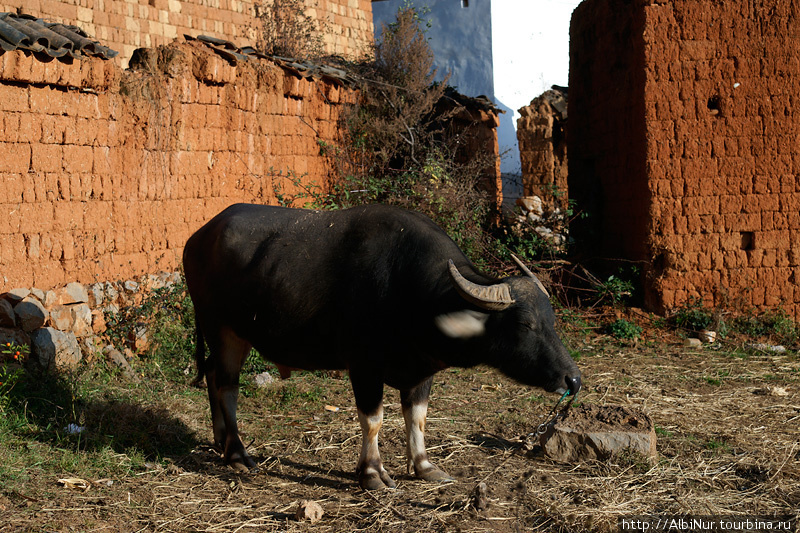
[416,465,455,483]
[359,470,397,491]
[229,461,260,474]
[226,451,258,474]
[230,461,251,474]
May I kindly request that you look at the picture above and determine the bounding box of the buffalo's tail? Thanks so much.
[191,323,206,388]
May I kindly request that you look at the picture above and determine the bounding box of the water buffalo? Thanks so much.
[183,203,581,490]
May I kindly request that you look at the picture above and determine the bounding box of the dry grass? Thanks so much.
[2,324,798,532]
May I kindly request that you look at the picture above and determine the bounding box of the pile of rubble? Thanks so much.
[511,195,569,250]
[0,272,182,372]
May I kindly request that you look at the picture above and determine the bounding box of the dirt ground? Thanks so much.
[2,325,799,532]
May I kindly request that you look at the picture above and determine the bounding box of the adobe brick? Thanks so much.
[0,49,19,80]
[776,249,791,268]
[0,143,31,173]
[0,113,19,143]
[62,145,94,174]
[30,144,62,173]
[71,173,88,201]
[18,202,54,234]
[31,259,65,291]
[28,85,63,115]
[0,82,29,112]
[764,286,782,307]
[39,115,61,144]
[53,202,84,232]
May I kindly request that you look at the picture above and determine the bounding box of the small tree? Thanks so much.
[254,0,324,59]
[315,6,497,262]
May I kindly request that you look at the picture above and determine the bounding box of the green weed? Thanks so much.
[606,319,642,340]
[705,438,732,454]
[672,298,713,332]
[597,275,635,306]
[0,341,27,414]
[731,309,798,345]
[654,426,673,437]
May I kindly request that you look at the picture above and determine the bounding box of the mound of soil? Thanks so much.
[540,404,657,462]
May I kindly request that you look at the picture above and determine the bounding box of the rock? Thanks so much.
[4,288,31,304]
[753,386,789,397]
[43,290,57,308]
[470,481,489,511]
[526,212,542,224]
[0,327,31,348]
[540,404,657,463]
[104,346,141,383]
[71,304,94,337]
[80,336,102,362]
[746,343,787,354]
[104,282,119,303]
[131,325,149,353]
[517,195,545,217]
[30,288,45,301]
[14,297,48,332]
[254,371,275,388]
[30,327,82,371]
[295,500,324,523]
[698,329,716,343]
[91,310,107,335]
[88,283,106,307]
[124,280,139,293]
[0,299,15,327]
[146,273,167,290]
[57,282,89,305]
[49,305,75,331]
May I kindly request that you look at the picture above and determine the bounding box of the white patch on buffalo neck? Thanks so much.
[434,310,489,338]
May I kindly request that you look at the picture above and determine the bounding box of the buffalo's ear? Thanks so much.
[435,310,489,339]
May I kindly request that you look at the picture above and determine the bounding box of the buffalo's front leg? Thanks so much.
[401,378,454,482]
[350,368,395,490]
[206,327,254,472]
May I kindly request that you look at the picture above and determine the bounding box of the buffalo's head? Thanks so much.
[436,258,581,396]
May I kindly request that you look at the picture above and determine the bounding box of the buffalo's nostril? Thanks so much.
[565,375,581,396]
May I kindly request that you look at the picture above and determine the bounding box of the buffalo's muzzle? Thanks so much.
[565,375,582,396]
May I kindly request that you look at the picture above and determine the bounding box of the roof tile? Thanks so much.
[0,12,118,59]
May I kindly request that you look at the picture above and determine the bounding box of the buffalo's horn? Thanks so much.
[510,253,550,298]
[448,259,514,311]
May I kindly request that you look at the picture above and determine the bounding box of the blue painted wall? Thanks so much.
[371,0,495,100]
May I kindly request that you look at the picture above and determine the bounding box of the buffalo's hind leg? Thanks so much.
[401,378,454,483]
[205,326,255,473]
[350,368,396,490]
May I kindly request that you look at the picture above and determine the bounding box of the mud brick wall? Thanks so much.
[569,0,800,319]
[517,89,568,210]
[568,0,649,262]
[0,0,374,67]
[0,41,356,293]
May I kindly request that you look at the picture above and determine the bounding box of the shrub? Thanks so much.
[253,0,325,59]
[731,309,798,345]
[0,342,27,415]
[283,6,499,265]
[606,319,642,340]
[103,279,195,379]
[672,298,714,333]
[597,275,635,306]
